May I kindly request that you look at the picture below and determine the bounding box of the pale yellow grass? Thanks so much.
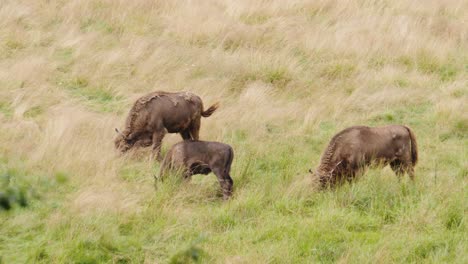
[0,0,466,262]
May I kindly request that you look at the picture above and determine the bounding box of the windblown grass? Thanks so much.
[0,0,466,263]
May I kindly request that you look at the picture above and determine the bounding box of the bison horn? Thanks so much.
[115,128,123,136]
[309,169,313,173]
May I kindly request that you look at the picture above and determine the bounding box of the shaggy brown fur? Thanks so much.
[158,141,234,200]
[114,91,219,160]
[310,125,418,188]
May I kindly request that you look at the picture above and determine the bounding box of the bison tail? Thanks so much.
[225,146,234,174]
[404,126,418,166]
[201,102,219,117]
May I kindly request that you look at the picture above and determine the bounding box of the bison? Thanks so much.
[158,140,234,200]
[310,125,418,188]
[114,91,218,160]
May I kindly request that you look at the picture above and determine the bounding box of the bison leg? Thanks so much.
[390,160,405,180]
[213,168,233,200]
[391,158,415,181]
[151,130,166,161]
[401,161,415,181]
[180,130,192,140]
[406,166,415,181]
[158,157,172,182]
[402,151,415,181]
[347,165,367,182]
[189,119,201,141]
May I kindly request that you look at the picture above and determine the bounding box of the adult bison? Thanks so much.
[114,91,218,160]
[310,125,418,188]
[158,141,234,200]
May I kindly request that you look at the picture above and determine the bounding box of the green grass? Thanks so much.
[0,102,13,118]
[1,119,466,262]
[57,76,124,113]
[240,13,270,25]
[321,63,356,80]
[0,0,467,263]
[262,66,292,88]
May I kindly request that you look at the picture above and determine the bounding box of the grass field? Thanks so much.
[0,0,467,263]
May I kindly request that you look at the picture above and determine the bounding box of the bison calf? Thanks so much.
[158,141,234,200]
[310,125,418,188]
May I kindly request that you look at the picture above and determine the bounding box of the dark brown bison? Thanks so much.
[310,125,418,188]
[114,91,218,160]
[158,140,234,200]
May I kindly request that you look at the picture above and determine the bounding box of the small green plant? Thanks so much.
[5,39,24,51]
[416,51,439,74]
[58,76,123,112]
[321,63,356,80]
[240,13,270,25]
[169,237,207,264]
[24,106,44,118]
[80,18,122,34]
[0,171,29,210]
[394,78,409,88]
[397,55,414,70]
[438,63,458,81]
[54,171,69,184]
[263,67,292,88]
[0,102,13,118]
[368,56,387,69]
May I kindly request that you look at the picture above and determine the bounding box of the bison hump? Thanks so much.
[125,91,170,130]
[178,91,198,103]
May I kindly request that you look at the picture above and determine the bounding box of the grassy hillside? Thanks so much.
[0,0,466,263]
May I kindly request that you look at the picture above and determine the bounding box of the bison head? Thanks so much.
[318,173,331,188]
[309,168,331,189]
[114,128,132,153]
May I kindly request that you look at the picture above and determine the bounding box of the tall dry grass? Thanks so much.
[0,0,466,263]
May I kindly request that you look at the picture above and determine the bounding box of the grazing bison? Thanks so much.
[114,91,218,160]
[158,141,234,200]
[310,125,418,188]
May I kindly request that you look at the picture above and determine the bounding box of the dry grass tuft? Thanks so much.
[0,0,466,262]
